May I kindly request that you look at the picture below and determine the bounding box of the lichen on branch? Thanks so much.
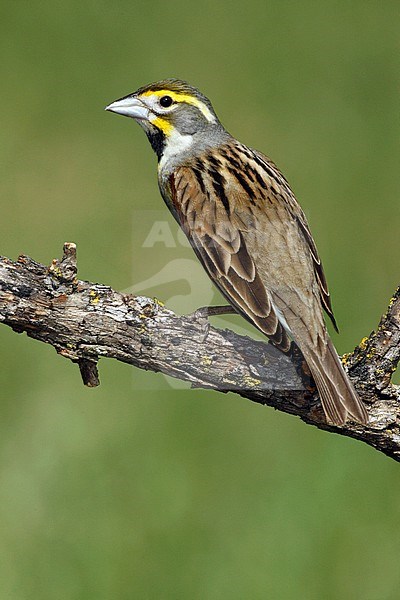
[0,244,399,461]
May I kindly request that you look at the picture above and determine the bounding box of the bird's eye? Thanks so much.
[159,95,173,108]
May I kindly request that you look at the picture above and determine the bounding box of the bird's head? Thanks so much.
[105,79,226,163]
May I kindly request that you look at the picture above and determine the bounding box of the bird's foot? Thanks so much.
[184,305,236,342]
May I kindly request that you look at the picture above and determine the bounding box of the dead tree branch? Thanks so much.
[0,244,399,460]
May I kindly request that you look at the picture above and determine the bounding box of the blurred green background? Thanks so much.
[1,1,399,598]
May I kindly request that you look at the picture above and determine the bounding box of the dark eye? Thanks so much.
[159,95,173,108]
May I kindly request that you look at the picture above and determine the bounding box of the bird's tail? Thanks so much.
[302,338,368,425]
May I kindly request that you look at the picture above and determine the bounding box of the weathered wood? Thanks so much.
[0,244,399,461]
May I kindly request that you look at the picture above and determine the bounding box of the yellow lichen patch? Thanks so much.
[341,352,351,367]
[153,297,165,307]
[89,290,100,305]
[200,355,213,367]
[358,337,369,351]
[242,375,261,388]
[222,376,237,386]
[49,262,63,279]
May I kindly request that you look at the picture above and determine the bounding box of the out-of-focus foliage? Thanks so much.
[0,2,399,598]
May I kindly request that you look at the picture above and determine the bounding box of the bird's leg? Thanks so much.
[184,305,237,342]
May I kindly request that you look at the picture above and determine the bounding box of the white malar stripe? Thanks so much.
[158,130,194,171]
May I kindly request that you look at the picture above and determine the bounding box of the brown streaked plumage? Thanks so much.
[105,79,368,426]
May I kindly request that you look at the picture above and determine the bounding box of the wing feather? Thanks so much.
[252,149,338,332]
[162,143,366,424]
[170,166,291,351]
[295,212,338,332]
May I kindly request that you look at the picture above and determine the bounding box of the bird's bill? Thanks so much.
[105,96,149,120]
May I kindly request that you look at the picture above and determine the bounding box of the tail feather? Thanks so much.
[302,338,369,426]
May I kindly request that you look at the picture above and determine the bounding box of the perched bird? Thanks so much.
[106,79,368,426]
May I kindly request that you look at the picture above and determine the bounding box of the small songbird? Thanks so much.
[106,79,368,425]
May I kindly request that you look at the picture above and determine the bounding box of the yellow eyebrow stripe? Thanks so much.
[142,89,215,122]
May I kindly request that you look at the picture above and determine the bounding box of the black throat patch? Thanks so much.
[146,129,166,160]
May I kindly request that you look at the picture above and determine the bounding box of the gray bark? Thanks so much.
[0,244,399,461]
